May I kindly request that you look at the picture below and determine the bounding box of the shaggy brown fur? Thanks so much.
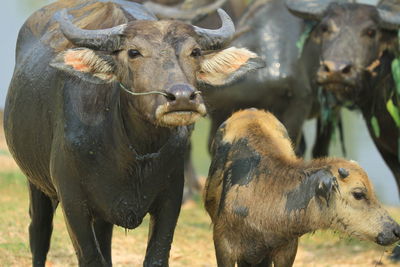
[204,109,400,266]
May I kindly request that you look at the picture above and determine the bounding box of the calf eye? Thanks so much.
[366,29,377,38]
[128,49,142,59]
[191,48,202,58]
[352,191,366,200]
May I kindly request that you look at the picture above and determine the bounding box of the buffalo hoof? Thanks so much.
[390,244,400,262]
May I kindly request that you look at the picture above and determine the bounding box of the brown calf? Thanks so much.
[204,109,400,266]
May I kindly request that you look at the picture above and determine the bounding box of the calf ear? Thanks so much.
[50,48,116,84]
[197,47,265,86]
[308,169,338,206]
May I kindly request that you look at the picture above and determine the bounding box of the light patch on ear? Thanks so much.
[64,48,114,74]
[50,48,116,83]
[198,47,265,86]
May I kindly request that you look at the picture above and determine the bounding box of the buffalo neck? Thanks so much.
[357,51,395,112]
[275,160,334,235]
[119,95,173,156]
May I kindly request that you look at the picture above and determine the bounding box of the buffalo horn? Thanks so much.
[285,0,332,21]
[56,9,127,51]
[144,0,228,23]
[286,0,354,21]
[377,0,400,30]
[193,8,235,50]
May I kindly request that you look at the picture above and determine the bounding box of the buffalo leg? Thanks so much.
[272,239,298,267]
[374,146,400,261]
[208,111,230,152]
[60,197,108,267]
[312,115,334,158]
[144,166,184,266]
[93,218,113,265]
[28,182,57,267]
[279,99,311,157]
[183,141,200,203]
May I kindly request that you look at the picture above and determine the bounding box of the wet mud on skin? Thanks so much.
[285,168,337,213]
[217,138,261,215]
[233,204,249,218]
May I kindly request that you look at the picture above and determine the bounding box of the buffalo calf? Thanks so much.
[205,109,400,266]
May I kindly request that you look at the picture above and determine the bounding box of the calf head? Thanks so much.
[321,160,400,246]
[51,8,264,127]
[286,0,400,104]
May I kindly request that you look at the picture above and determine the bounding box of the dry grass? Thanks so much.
[1,113,400,266]
[1,170,400,267]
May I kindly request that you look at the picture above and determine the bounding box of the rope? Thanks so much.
[120,83,169,97]
[119,83,202,98]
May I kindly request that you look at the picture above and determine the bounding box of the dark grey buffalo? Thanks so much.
[4,0,263,266]
[201,0,337,158]
[286,0,400,260]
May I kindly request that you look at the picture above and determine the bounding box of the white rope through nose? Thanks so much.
[119,83,202,97]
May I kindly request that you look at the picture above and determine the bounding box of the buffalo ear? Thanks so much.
[197,47,265,86]
[50,48,117,84]
[308,169,338,205]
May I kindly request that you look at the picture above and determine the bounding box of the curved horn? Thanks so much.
[285,0,332,21]
[377,0,400,30]
[56,9,127,51]
[193,8,235,50]
[98,0,157,21]
[144,0,228,23]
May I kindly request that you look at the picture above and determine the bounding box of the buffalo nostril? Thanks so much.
[323,64,331,73]
[165,92,176,102]
[342,65,352,74]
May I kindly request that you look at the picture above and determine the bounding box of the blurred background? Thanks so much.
[0,0,397,206]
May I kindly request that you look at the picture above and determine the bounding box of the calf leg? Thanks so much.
[28,182,58,267]
[237,258,272,267]
[213,236,235,267]
[272,239,298,267]
[93,218,113,265]
[144,166,184,266]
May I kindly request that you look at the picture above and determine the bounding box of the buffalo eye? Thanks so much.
[128,49,142,59]
[190,48,202,58]
[365,28,377,38]
[320,24,329,33]
[352,191,366,200]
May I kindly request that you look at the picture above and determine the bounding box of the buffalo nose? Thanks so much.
[320,60,353,75]
[164,84,198,104]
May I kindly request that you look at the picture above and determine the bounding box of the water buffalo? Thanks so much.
[201,0,339,159]
[205,109,400,266]
[4,0,263,266]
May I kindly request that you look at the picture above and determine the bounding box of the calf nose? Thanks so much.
[164,84,198,105]
[320,60,353,76]
[376,222,400,246]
